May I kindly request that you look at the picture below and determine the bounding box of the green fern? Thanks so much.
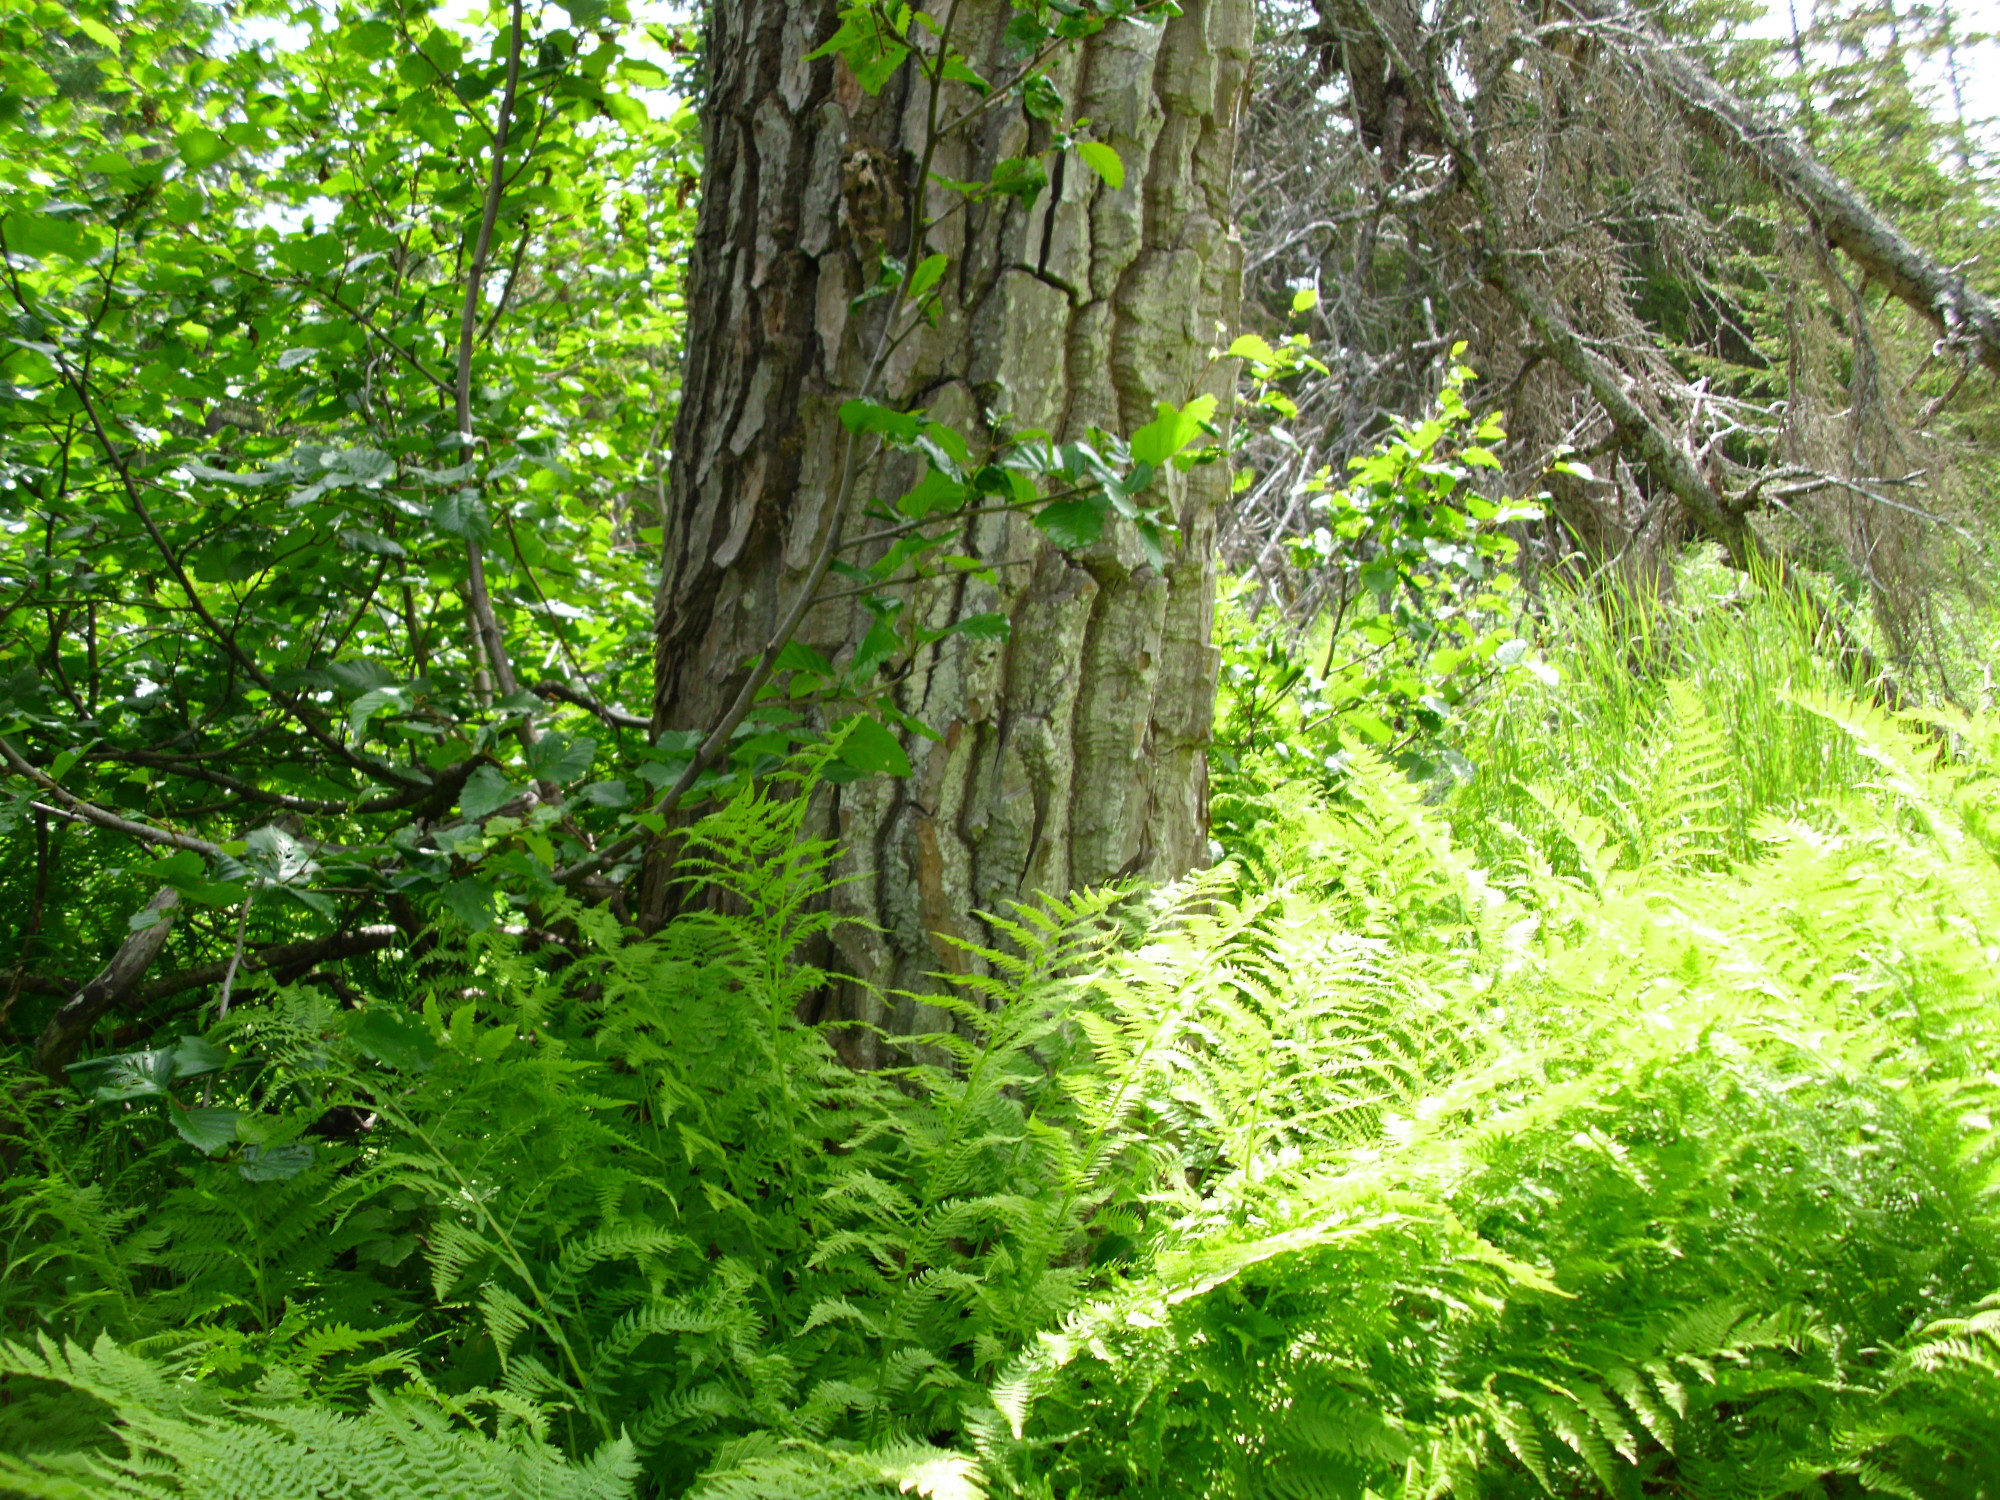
[9,646,2000,1498]
[0,1334,637,1500]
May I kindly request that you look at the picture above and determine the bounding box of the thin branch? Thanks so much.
[0,234,428,790]
[456,0,531,708]
[213,895,253,1020]
[90,747,450,816]
[139,925,404,1007]
[530,680,650,731]
[31,888,181,1082]
[2,735,225,857]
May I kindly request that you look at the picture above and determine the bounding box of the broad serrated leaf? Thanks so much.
[441,876,498,932]
[837,714,912,777]
[1035,496,1108,549]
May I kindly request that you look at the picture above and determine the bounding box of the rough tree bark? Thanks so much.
[645,0,1252,1050]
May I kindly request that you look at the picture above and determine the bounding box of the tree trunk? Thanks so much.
[646,0,1251,1053]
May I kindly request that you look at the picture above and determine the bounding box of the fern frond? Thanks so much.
[0,1336,638,1500]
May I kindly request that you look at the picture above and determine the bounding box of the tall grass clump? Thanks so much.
[1449,550,1878,866]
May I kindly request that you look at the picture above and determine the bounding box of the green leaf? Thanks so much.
[348,685,413,741]
[850,615,903,679]
[325,659,397,696]
[1034,496,1108,549]
[1227,333,1278,363]
[339,529,408,558]
[180,458,277,488]
[418,27,463,77]
[67,1049,176,1103]
[346,19,397,57]
[144,851,243,906]
[276,884,336,920]
[840,399,925,443]
[460,764,513,820]
[1023,74,1063,122]
[919,419,972,470]
[1004,13,1051,50]
[990,156,1048,206]
[776,640,835,678]
[441,877,498,932]
[148,852,207,888]
[176,127,230,169]
[525,732,597,784]
[1129,394,1219,467]
[908,252,948,300]
[170,1036,230,1079]
[940,53,989,94]
[942,555,1000,584]
[913,433,967,486]
[73,16,120,52]
[1346,711,1393,743]
[896,472,964,524]
[431,489,491,542]
[951,612,1010,640]
[805,8,911,93]
[170,1102,241,1155]
[2,211,103,263]
[1291,287,1320,313]
[1133,516,1168,569]
[1076,141,1124,190]
[836,714,912,777]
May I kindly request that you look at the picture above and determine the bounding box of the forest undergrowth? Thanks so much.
[4,576,1999,1497]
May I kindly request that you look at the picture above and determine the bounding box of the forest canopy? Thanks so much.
[2,0,1999,1494]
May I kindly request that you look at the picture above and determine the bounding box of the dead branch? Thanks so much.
[1573,0,2000,377]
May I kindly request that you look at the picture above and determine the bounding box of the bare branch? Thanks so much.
[456,0,531,708]
[133,925,404,1008]
[530,680,650,732]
